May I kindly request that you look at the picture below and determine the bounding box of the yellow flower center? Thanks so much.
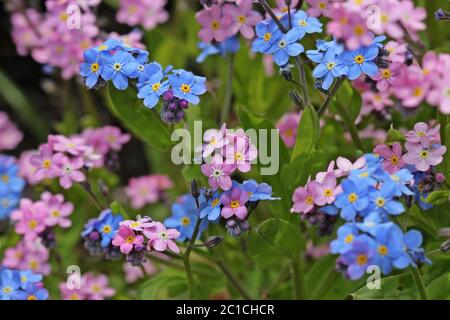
[130,222,140,229]
[298,20,308,27]
[181,217,190,225]
[354,25,364,36]
[375,197,385,207]
[211,20,220,30]
[344,234,354,244]
[90,63,99,72]
[51,210,61,217]
[420,150,429,159]
[92,284,101,293]
[234,152,244,161]
[319,2,326,9]
[263,32,272,42]
[390,155,399,165]
[348,193,358,203]
[152,83,161,91]
[28,219,38,230]
[181,84,191,93]
[29,260,38,269]
[113,63,121,71]
[354,55,365,64]
[237,15,246,24]
[326,62,336,70]
[126,235,134,243]
[102,225,112,234]
[69,293,80,300]
[98,45,108,51]
[27,295,37,300]
[59,12,69,22]
[324,188,333,197]
[413,87,423,97]
[230,200,240,209]
[382,69,391,79]
[1,175,9,183]
[357,254,368,265]
[306,195,314,205]
[211,198,220,207]
[378,245,388,256]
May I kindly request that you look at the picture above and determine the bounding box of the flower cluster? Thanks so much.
[59,272,115,300]
[81,209,123,260]
[0,155,25,220]
[29,126,130,189]
[125,174,173,209]
[2,240,51,276]
[112,216,180,266]
[11,192,74,245]
[0,268,48,300]
[116,0,168,30]
[81,39,207,122]
[0,112,22,151]
[252,9,322,66]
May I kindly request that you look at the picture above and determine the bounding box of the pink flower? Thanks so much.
[125,175,173,209]
[223,0,262,39]
[361,91,394,113]
[18,150,40,185]
[109,30,146,49]
[201,154,236,190]
[276,112,301,148]
[220,187,249,219]
[2,240,51,275]
[312,174,341,206]
[0,112,23,151]
[373,143,405,174]
[306,0,333,18]
[405,122,441,145]
[196,5,233,43]
[12,199,47,240]
[403,141,446,172]
[199,129,228,158]
[384,41,407,63]
[40,191,73,228]
[116,0,168,30]
[372,62,403,91]
[393,67,429,108]
[397,0,426,39]
[120,217,155,231]
[334,156,366,177]
[123,260,157,283]
[82,273,116,300]
[291,182,316,214]
[112,226,145,254]
[306,241,330,260]
[29,144,62,180]
[427,74,450,114]
[82,125,131,154]
[50,135,87,156]
[222,129,258,172]
[144,222,180,253]
[56,156,86,189]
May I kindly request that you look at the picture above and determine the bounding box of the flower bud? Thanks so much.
[204,235,224,248]
[191,180,201,199]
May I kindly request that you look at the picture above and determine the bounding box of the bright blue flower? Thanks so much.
[164,194,208,241]
[330,224,359,254]
[199,192,221,222]
[311,49,348,90]
[100,50,137,90]
[386,168,414,196]
[320,205,339,216]
[306,39,344,63]
[94,39,124,54]
[291,10,323,39]
[242,179,280,201]
[355,212,384,235]
[80,49,103,89]
[0,190,20,220]
[17,270,42,290]
[413,172,433,210]
[335,179,370,221]
[271,28,304,66]
[340,45,379,80]
[0,157,25,194]
[196,36,240,63]
[137,71,170,108]
[126,54,149,82]
[136,62,164,89]
[372,35,387,48]
[348,166,378,187]
[368,182,404,217]
[252,19,283,54]
[0,269,21,300]
[373,223,404,274]
[97,209,123,248]
[168,70,207,105]
[14,283,48,300]
[341,235,376,280]
[394,229,431,269]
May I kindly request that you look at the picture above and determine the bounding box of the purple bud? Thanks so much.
[435,172,445,184]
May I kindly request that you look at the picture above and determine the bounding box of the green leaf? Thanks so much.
[247,218,304,269]
[139,269,187,300]
[426,190,450,205]
[291,105,320,160]
[335,81,361,123]
[106,86,173,150]
[385,125,406,144]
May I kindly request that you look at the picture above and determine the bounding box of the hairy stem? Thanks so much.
[317,77,344,117]
[294,56,309,107]
[410,266,429,300]
[183,216,203,298]
[290,258,306,300]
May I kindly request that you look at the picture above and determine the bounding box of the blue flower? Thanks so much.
[348,166,378,187]
[17,270,42,290]
[137,71,170,108]
[80,49,103,89]
[368,182,405,217]
[291,10,323,39]
[164,194,208,241]
[252,19,283,54]
[340,45,379,80]
[168,70,207,105]
[335,179,370,221]
[330,224,359,254]
[373,223,404,274]
[311,50,348,90]
[385,168,414,197]
[126,54,149,82]
[341,235,376,280]
[356,212,384,236]
[0,190,20,220]
[14,283,48,300]
[306,39,344,63]
[97,209,123,248]
[0,157,25,194]
[94,39,124,54]
[0,269,20,300]
[199,192,221,221]
[271,29,304,66]
[242,179,280,201]
[394,229,431,269]
[196,36,240,63]
[100,50,137,90]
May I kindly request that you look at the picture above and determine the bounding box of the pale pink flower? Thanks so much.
[12,199,47,240]
[223,0,262,39]
[403,141,446,172]
[2,240,51,275]
[0,112,23,151]
[112,226,145,254]
[201,154,236,190]
[144,222,180,253]
[306,0,333,18]
[276,112,301,148]
[40,191,74,228]
[123,260,157,283]
[29,144,62,181]
[120,217,155,231]
[334,156,366,177]
[312,174,342,206]
[125,175,173,209]
[18,150,40,185]
[385,41,407,63]
[82,273,116,300]
[405,122,441,145]
[199,128,228,158]
[220,187,249,219]
[291,182,316,214]
[372,62,403,91]
[373,143,405,174]
[56,156,86,189]
[196,5,233,43]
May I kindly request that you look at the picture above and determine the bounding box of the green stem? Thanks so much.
[294,56,309,107]
[317,77,344,117]
[215,259,253,300]
[402,206,410,230]
[410,266,429,300]
[290,258,305,300]
[220,53,235,124]
[183,216,203,299]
